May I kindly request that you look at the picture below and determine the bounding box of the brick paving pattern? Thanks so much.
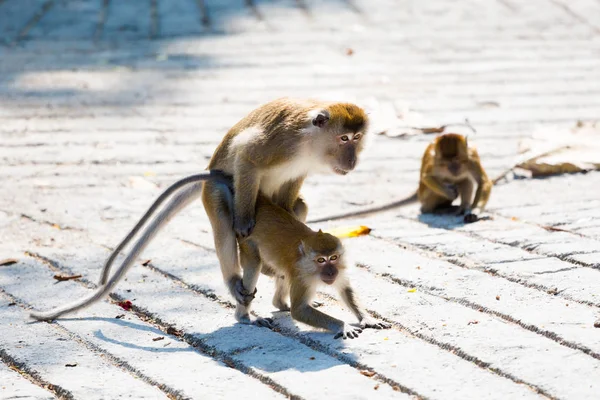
[1,0,599,399]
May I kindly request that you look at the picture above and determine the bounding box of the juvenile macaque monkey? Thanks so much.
[239,195,391,338]
[417,133,491,222]
[31,98,370,326]
[308,133,492,224]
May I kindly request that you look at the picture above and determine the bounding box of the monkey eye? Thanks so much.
[353,134,361,141]
[329,255,338,261]
[317,257,326,263]
[340,135,349,142]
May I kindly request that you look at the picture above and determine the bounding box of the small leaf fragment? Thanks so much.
[468,320,479,325]
[152,336,165,342]
[65,363,77,368]
[360,370,376,377]
[117,300,133,311]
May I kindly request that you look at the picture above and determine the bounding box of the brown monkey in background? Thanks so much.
[31,98,370,326]
[308,133,492,224]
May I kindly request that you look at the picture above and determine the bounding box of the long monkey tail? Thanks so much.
[307,191,418,224]
[30,171,232,322]
[98,170,233,286]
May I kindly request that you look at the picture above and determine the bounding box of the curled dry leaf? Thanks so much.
[117,300,133,311]
[152,336,165,342]
[141,259,152,266]
[115,314,125,319]
[468,320,479,325]
[53,274,82,282]
[594,320,600,328]
[360,370,377,377]
[166,326,183,337]
[65,363,77,368]
[325,225,371,238]
[0,258,18,267]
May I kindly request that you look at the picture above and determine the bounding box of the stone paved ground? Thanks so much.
[1,0,600,399]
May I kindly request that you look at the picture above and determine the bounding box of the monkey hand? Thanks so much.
[360,317,392,330]
[444,185,459,201]
[463,213,479,224]
[334,323,362,339]
[234,214,256,238]
[233,279,257,306]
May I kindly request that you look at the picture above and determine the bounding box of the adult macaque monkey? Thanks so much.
[30,98,370,325]
[308,133,492,224]
[203,98,369,323]
[240,195,391,338]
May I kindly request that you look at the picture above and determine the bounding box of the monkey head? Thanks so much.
[311,103,369,176]
[434,133,469,177]
[298,230,345,285]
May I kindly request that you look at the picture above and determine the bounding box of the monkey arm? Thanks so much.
[232,156,260,237]
[274,177,307,221]
[468,151,492,210]
[290,281,360,338]
[422,175,457,200]
[340,285,391,330]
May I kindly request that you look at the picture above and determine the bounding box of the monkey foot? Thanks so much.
[463,213,479,224]
[252,317,274,329]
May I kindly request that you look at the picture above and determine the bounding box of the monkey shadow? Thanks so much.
[204,321,361,373]
[416,208,492,230]
[58,316,194,353]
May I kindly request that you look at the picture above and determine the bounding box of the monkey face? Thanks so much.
[315,254,340,285]
[330,132,363,175]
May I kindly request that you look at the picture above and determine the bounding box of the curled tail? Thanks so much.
[31,171,232,321]
[307,191,418,224]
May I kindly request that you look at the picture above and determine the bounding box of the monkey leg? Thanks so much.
[419,187,455,214]
[236,241,273,328]
[292,196,308,223]
[272,275,291,311]
[456,179,474,216]
[202,181,246,304]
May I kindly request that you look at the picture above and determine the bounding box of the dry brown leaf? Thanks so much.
[53,274,82,282]
[594,320,600,328]
[325,225,371,238]
[152,336,165,342]
[468,320,479,325]
[141,259,152,266]
[360,370,376,377]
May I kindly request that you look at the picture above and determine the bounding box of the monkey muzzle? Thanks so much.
[333,167,350,175]
[321,264,338,285]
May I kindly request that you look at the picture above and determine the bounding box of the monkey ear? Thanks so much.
[312,111,330,128]
[298,241,306,256]
[317,229,323,235]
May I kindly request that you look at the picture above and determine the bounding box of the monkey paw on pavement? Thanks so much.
[334,324,363,339]
[360,318,392,330]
